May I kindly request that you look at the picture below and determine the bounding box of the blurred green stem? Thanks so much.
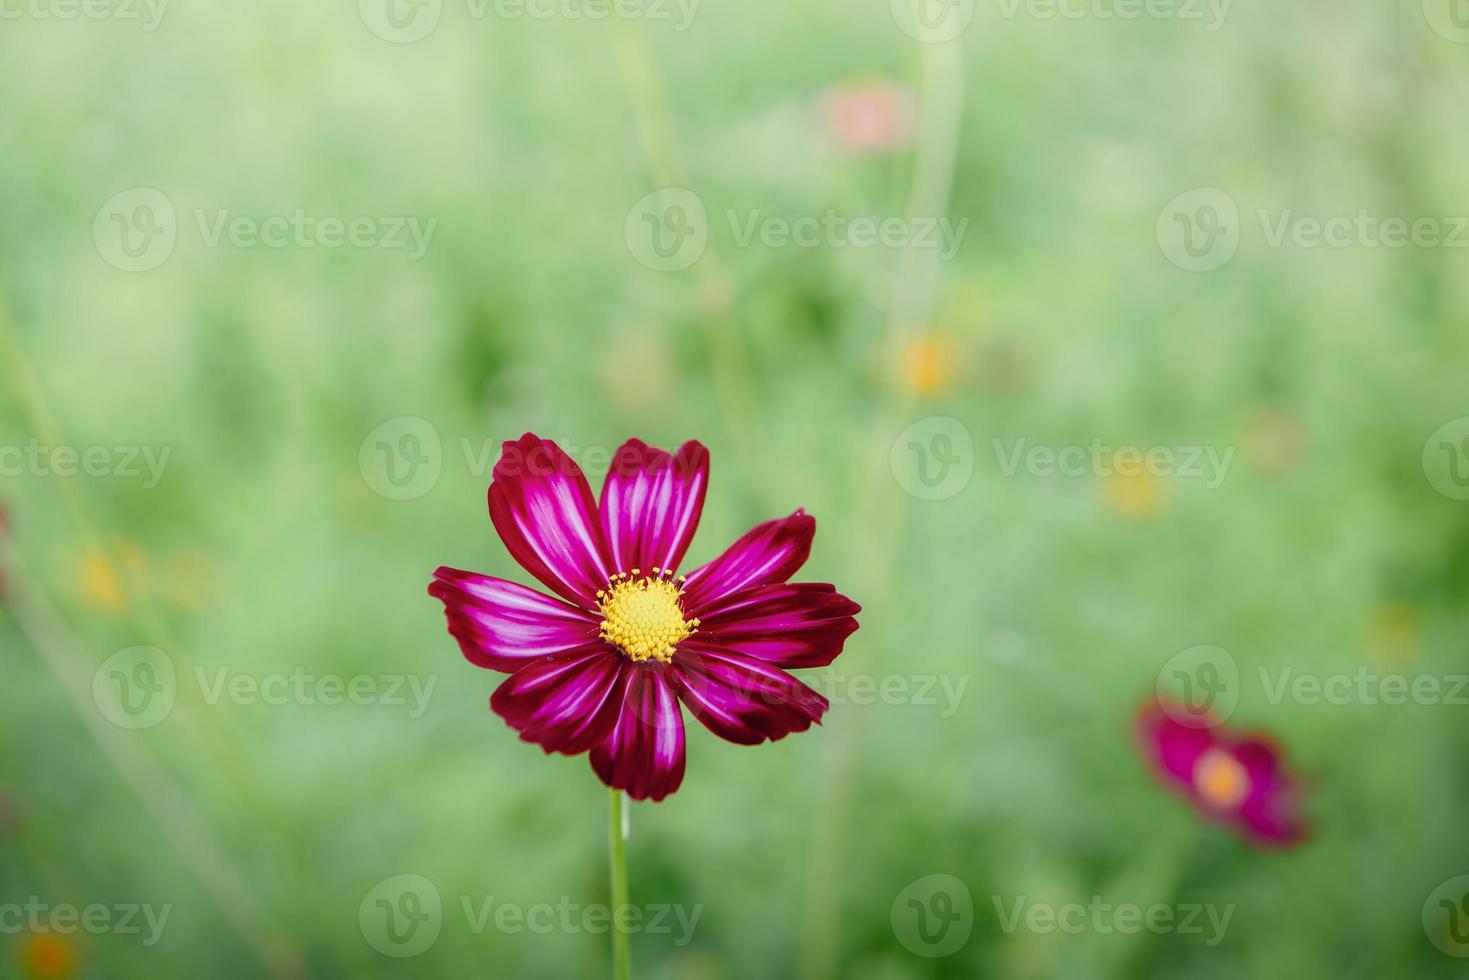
[0,542,292,978]
[0,307,376,977]
[609,788,632,980]
[610,22,766,506]
[796,26,967,980]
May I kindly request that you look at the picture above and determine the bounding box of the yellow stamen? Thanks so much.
[597,569,698,664]
[1193,749,1249,810]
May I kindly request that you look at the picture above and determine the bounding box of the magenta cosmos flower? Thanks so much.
[429,434,861,801]
[1136,700,1309,849]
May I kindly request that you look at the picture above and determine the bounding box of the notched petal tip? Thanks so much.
[486,435,612,607]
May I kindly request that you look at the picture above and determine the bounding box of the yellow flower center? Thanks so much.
[597,569,698,664]
[1193,749,1250,810]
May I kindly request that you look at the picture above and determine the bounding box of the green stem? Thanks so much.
[609,788,632,980]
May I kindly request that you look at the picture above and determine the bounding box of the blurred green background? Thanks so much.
[4,0,1469,977]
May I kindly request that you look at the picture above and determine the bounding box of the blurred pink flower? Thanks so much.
[820,78,913,155]
[1137,700,1309,849]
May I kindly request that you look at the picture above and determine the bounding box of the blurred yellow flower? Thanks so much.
[1101,466,1164,520]
[897,333,960,397]
[19,933,74,980]
[78,541,152,614]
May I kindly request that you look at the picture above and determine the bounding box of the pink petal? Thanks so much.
[590,668,686,802]
[1232,739,1309,847]
[490,649,628,756]
[599,439,709,575]
[1137,701,1214,786]
[681,510,816,613]
[488,434,613,608]
[669,646,828,746]
[690,583,860,669]
[429,567,601,672]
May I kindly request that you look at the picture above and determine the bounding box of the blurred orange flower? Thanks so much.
[19,933,75,980]
[896,333,960,397]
